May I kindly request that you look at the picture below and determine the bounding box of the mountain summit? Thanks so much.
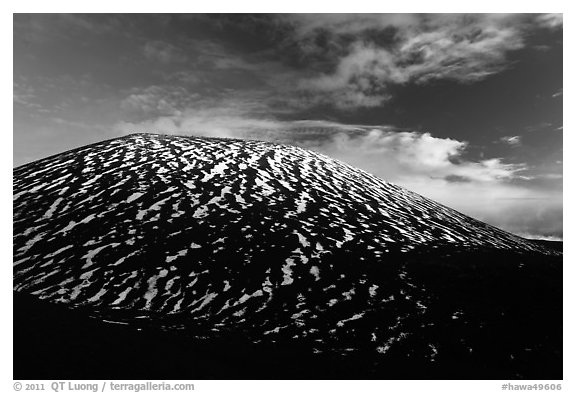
[13,133,561,379]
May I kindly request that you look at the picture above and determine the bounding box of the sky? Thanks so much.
[13,13,563,239]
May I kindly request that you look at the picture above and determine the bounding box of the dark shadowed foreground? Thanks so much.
[13,134,562,379]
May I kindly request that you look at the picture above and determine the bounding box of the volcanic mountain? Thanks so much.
[13,133,562,379]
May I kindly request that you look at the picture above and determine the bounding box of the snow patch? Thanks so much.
[126,192,145,204]
[281,258,297,285]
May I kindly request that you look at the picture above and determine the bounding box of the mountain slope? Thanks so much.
[13,133,561,379]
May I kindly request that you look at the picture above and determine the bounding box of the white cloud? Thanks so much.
[116,111,284,140]
[287,14,539,109]
[536,13,563,29]
[499,135,522,146]
[115,93,286,140]
[304,130,526,183]
[517,233,562,242]
[403,178,562,239]
[299,43,395,108]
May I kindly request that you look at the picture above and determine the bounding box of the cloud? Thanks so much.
[115,91,286,139]
[14,74,114,118]
[536,13,563,29]
[143,40,187,64]
[13,80,40,109]
[120,85,199,119]
[122,14,552,112]
[403,179,562,239]
[537,173,563,180]
[517,233,562,242]
[301,130,525,182]
[116,109,283,140]
[281,14,549,109]
[176,38,272,74]
[206,49,264,72]
[298,43,396,108]
[14,14,126,44]
[499,135,522,146]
